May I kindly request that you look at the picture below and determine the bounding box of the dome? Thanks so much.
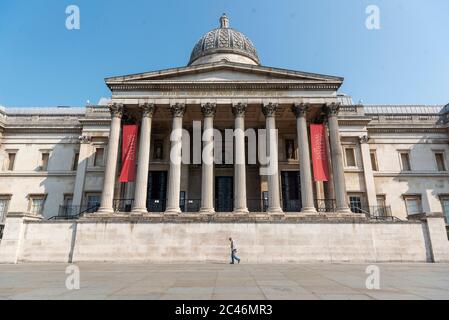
[188,14,260,66]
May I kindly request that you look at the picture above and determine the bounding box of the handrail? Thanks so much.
[49,204,100,220]
[79,204,100,216]
[353,206,371,215]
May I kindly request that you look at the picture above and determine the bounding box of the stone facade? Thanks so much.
[1,102,448,222]
[1,14,449,263]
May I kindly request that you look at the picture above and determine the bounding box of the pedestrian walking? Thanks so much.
[229,237,241,264]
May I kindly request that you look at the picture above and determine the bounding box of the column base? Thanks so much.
[233,208,249,215]
[301,207,318,215]
[96,207,114,215]
[267,208,284,216]
[199,208,215,215]
[164,208,181,216]
[336,207,353,215]
[131,207,148,215]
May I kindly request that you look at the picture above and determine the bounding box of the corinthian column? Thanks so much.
[200,103,216,214]
[262,103,283,215]
[165,103,186,215]
[292,103,317,214]
[326,103,351,214]
[233,103,249,214]
[132,103,156,214]
[97,103,123,214]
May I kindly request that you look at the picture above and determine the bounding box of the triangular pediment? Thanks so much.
[105,61,343,86]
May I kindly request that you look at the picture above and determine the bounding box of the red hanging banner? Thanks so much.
[310,124,330,182]
[119,124,138,183]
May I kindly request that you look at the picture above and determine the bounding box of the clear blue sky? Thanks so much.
[0,0,448,107]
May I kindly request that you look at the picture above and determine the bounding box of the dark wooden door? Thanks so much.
[281,171,301,212]
[147,171,167,212]
[215,177,234,212]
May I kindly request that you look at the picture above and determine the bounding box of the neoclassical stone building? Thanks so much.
[0,15,448,263]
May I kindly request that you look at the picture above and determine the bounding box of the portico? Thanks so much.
[95,100,351,217]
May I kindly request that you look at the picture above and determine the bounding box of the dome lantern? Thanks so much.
[220,13,229,28]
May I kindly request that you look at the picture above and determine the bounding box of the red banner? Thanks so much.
[310,124,330,182]
[119,125,138,183]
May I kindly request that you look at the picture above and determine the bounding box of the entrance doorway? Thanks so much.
[147,171,167,212]
[281,171,301,212]
[215,176,233,212]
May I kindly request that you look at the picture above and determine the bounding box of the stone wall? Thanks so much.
[1,215,448,264]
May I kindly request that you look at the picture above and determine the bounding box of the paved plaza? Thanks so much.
[0,263,449,300]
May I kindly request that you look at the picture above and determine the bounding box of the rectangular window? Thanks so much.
[400,152,411,171]
[435,153,446,172]
[63,195,73,207]
[86,193,101,213]
[345,147,356,167]
[0,196,11,223]
[72,153,79,171]
[441,198,449,224]
[41,152,50,171]
[29,195,46,215]
[94,148,104,167]
[404,196,422,215]
[180,191,186,212]
[349,196,362,213]
[376,195,386,207]
[370,151,378,171]
[6,153,16,171]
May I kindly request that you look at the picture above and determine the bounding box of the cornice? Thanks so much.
[79,118,111,125]
[373,172,449,178]
[338,117,372,126]
[0,172,77,177]
[367,127,447,134]
[2,126,82,134]
[107,81,341,91]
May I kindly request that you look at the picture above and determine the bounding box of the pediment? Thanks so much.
[105,61,343,86]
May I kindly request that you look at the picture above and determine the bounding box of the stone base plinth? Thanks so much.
[3,212,448,264]
[80,212,368,223]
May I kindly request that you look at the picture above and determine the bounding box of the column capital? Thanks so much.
[262,102,279,118]
[325,102,341,117]
[108,103,124,118]
[292,103,310,118]
[78,135,92,144]
[359,135,369,144]
[201,103,217,118]
[232,103,247,117]
[139,103,156,118]
[169,103,186,118]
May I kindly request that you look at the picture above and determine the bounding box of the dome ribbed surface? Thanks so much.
[188,15,260,66]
